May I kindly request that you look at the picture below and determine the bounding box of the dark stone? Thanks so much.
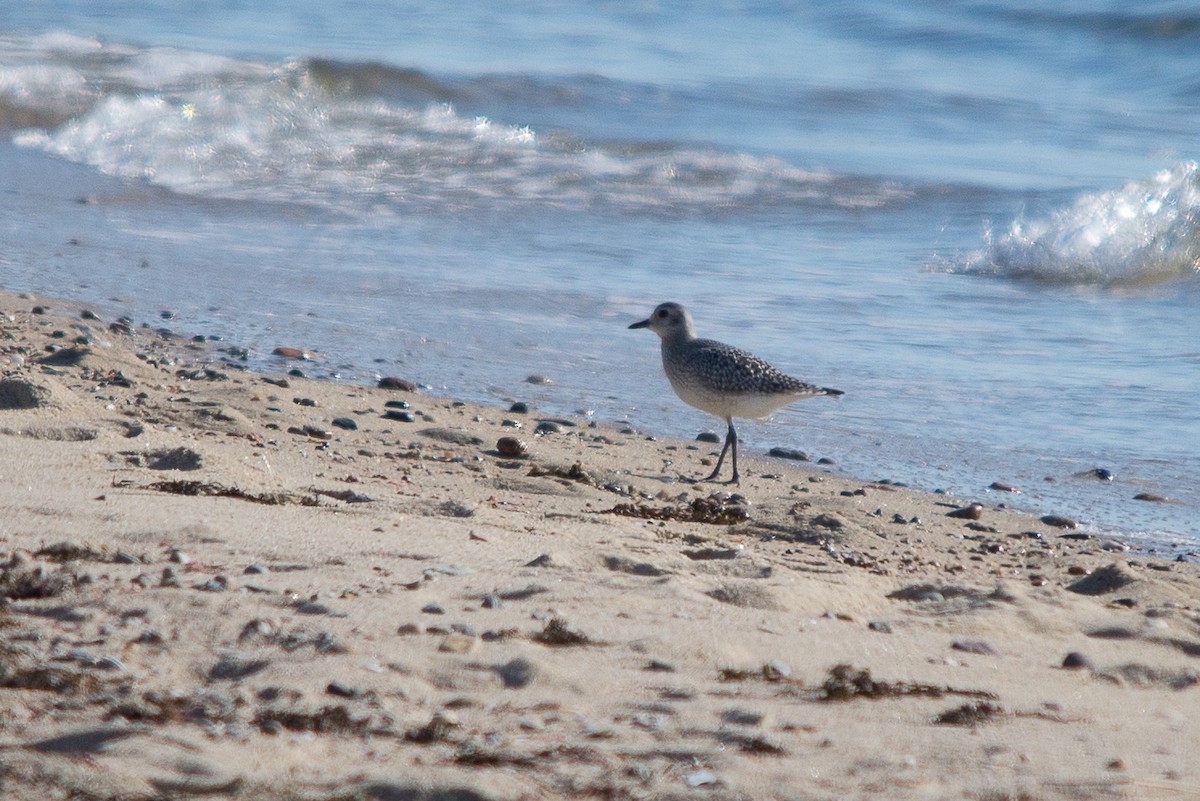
[768,447,810,462]
[696,431,722,444]
[331,417,358,430]
[1061,652,1092,670]
[378,377,417,391]
[382,410,414,423]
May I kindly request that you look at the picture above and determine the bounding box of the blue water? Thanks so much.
[1,2,1198,554]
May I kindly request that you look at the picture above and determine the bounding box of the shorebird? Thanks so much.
[629,301,843,484]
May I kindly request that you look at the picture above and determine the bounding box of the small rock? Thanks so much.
[946,503,983,520]
[496,436,527,457]
[525,374,552,385]
[989,482,1020,493]
[768,447,810,462]
[243,564,268,575]
[696,431,722,444]
[524,554,555,568]
[952,640,998,656]
[509,401,530,414]
[396,623,421,636]
[481,593,502,609]
[1041,514,1078,529]
[868,621,893,634]
[534,420,562,434]
[378,377,418,391]
[438,633,479,654]
[421,603,446,615]
[272,346,314,360]
[685,771,718,787]
[331,417,358,431]
[382,410,414,423]
[1075,468,1115,481]
[1133,492,1167,503]
[326,681,359,699]
[495,658,538,688]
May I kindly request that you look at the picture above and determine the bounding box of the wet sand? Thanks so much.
[0,291,1197,800]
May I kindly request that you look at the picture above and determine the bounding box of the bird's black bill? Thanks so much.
[628,319,650,329]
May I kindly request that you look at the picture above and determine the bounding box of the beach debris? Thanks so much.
[406,710,461,743]
[934,701,1004,726]
[818,664,996,703]
[685,770,719,787]
[951,640,999,656]
[601,493,750,525]
[496,436,527,457]
[255,705,371,736]
[527,461,600,487]
[719,731,787,755]
[533,617,591,647]
[120,478,318,506]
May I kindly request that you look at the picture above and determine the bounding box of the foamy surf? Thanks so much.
[948,162,1200,285]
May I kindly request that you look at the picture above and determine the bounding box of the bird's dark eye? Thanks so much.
[656,309,668,318]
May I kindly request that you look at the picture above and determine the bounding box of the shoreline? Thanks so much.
[2,290,1199,799]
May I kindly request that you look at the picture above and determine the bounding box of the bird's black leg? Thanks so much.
[703,419,738,484]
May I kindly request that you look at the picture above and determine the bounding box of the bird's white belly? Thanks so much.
[667,376,797,420]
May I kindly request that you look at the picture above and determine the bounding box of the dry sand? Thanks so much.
[0,291,1197,801]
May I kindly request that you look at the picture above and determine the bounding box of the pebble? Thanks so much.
[378,377,418,391]
[495,657,538,688]
[382,410,414,423]
[1041,514,1078,529]
[243,564,269,575]
[272,347,314,360]
[952,640,998,656]
[509,401,530,413]
[989,482,1020,493]
[421,603,446,615]
[946,503,984,520]
[1075,467,1115,481]
[331,417,358,431]
[302,425,332,441]
[326,681,359,699]
[685,771,718,787]
[768,447,810,462]
[438,633,480,654]
[534,420,562,434]
[525,374,552,385]
[696,431,722,444]
[868,621,893,634]
[1133,492,1168,503]
[496,436,527,457]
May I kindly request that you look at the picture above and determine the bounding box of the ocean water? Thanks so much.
[1,2,1197,554]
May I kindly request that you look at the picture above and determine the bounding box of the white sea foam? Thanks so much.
[954,162,1200,285]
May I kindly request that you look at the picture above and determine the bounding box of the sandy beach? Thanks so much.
[0,290,1197,801]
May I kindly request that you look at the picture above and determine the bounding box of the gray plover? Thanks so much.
[629,301,843,484]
